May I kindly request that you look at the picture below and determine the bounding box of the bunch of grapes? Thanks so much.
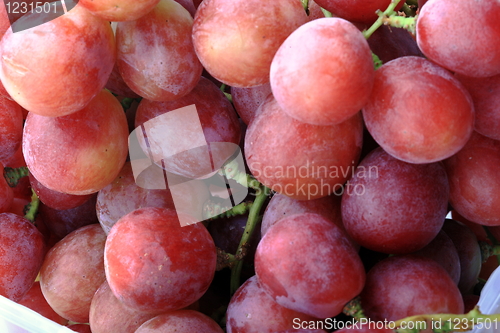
[0,0,500,332]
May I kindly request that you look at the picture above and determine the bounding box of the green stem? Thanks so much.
[382,14,417,34]
[343,297,367,321]
[401,3,415,16]
[203,200,253,220]
[230,185,269,295]
[480,241,500,262]
[363,0,403,39]
[24,190,40,224]
[406,0,418,6]
[321,7,333,17]
[219,159,262,191]
[301,0,309,12]
[372,52,383,69]
[3,166,29,187]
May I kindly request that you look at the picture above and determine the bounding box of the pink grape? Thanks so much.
[255,213,365,319]
[79,0,161,21]
[270,18,374,125]
[116,0,202,101]
[192,0,308,87]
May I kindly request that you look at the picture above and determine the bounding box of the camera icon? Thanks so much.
[128,104,248,226]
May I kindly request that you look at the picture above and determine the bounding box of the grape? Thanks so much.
[245,95,363,200]
[306,0,326,21]
[442,220,481,294]
[40,224,107,323]
[361,255,464,321]
[175,0,196,17]
[416,0,500,77]
[0,145,31,201]
[261,193,344,237]
[0,95,22,161]
[104,207,216,314]
[0,4,115,117]
[226,275,317,333]
[105,63,141,99]
[89,281,157,333]
[313,0,403,24]
[79,0,161,21]
[135,310,224,333]
[463,294,480,313]
[365,25,424,64]
[134,76,241,179]
[23,89,129,195]
[411,230,461,285]
[444,131,500,226]
[455,73,500,141]
[96,162,180,234]
[192,0,308,87]
[0,162,14,213]
[29,173,92,211]
[362,56,474,164]
[255,213,365,319]
[66,324,92,333]
[116,0,202,101]
[38,194,98,240]
[0,212,45,301]
[17,281,68,326]
[231,83,272,125]
[270,18,374,126]
[341,147,449,254]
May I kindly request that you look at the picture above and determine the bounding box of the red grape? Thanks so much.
[313,0,403,24]
[226,275,317,333]
[89,281,158,333]
[79,0,161,21]
[29,173,92,211]
[245,95,363,200]
[341,147,449,254]
[361,255,464,321]
[0,212,45,301]
[192,0,308,87]
[17,281,68,326]
[104,207,216,314]
[270,18,374,125]
[411,230,461,285]
[0,4,115,117]
[23,89,129,195]
[444,131,500,226]
[0,95,22,161]
[135,310,224,333]
[40,224,107,323]
[362,56,474,164]
[442,220,482,294]
[134,76,241,179]
[255,213,365,319]
[116,0,202,101]
[0,162,14,213]
[231,83,272,125]
[416,0,500,77]
[455,73,500,141]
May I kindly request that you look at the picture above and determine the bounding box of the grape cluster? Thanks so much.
[0,0,499,333]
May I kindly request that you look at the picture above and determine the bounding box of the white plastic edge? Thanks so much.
[0,295,75,333]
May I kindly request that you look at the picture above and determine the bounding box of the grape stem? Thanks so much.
[321,8,333,17]
[301,0,309,12]
[3,166,29,187]
[363,0,417,39]
[230,184,269,295]
[343,297,367,321]
[479,241,500,262]
[24,189,40,224]
[203,200,253,220]
[218,159,263,192]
